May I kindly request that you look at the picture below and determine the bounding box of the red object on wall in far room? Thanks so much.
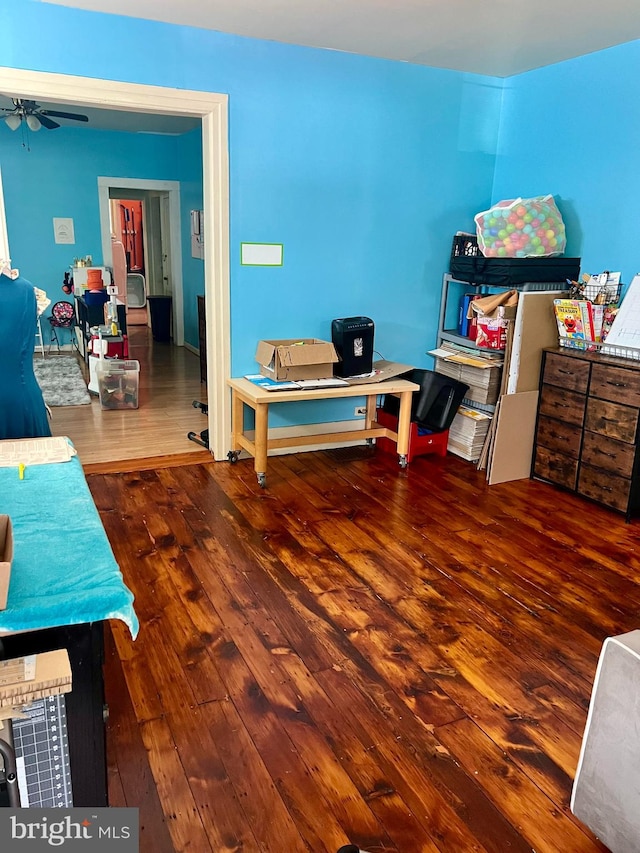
[118,199,145,275]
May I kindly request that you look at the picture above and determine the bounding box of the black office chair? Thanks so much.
[382,368,469,432]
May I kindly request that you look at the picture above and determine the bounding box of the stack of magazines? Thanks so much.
[447,405,493,462]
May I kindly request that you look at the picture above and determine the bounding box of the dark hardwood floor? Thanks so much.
[89,443,636,852]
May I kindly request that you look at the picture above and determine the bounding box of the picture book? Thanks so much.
[554,299,605,350]
[554,299,586,341]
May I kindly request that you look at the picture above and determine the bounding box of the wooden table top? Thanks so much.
[227,376,419,404]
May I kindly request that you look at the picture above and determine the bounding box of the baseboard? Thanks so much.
[183,342,199,357]
[34,344,74,356]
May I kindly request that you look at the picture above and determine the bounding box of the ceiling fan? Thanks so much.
[1,98,89,132]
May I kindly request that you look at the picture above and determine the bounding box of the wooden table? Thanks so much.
[227,376,419,487]
[0,443,138,806]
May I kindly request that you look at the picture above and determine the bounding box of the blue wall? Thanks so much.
[493,40,640,290]
[1,1,501,408]
[0,123,203,346]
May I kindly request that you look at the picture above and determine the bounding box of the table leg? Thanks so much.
[365,394,377,428]
[254,402,269,487]
[396,389,413,467]
[230,390,243,453]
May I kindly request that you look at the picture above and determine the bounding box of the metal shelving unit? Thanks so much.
[437,273,568,351]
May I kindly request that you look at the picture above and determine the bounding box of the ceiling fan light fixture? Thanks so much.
[5,114,21,131]
[26,114,41,132]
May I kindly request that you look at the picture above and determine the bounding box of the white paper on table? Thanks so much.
[0,437,77,467]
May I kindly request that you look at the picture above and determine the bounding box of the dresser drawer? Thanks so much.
[578,464,631,514]
[539,384,586,427]
[581,431,636,478]
[590,363,640,408]
[536,415,582,458]
[542,352,590,393]
[533,446,578,490]
[585,398,639,443]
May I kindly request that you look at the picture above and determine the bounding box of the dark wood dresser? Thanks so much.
[197,294,207,383]
[532,346,640,520]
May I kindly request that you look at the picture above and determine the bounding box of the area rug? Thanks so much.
[33,356,91,407]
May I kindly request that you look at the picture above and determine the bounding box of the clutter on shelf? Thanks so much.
[554,271,622,352]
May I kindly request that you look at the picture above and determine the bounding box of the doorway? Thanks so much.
[0,67,231,461]
[99,177,183,346]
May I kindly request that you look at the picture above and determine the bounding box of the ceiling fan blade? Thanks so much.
[37,114,61,130]
[40,109,88,122]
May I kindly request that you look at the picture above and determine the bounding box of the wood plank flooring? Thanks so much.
[88,444,638,852]
[47,326,210,469]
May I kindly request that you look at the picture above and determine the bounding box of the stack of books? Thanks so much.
[447,405,493,462]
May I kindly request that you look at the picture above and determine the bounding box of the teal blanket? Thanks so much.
[0,449,138,638]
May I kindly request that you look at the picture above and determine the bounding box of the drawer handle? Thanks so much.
[601,485,613,493]
[557,369,574,375]
[606,381,628,388]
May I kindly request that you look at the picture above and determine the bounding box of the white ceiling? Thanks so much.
[44,0,640,77]
[6,0,638,135]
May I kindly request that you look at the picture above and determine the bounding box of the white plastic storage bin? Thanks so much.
[126,273,146,308]
[97,360,140,410]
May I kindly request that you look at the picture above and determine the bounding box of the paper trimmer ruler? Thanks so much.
[12,694,73,807]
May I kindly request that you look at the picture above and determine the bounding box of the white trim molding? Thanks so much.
[0,66,230,461]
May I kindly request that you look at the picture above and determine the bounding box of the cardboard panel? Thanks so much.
[487,390,539,485]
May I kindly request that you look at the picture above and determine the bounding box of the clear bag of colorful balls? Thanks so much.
[474,195,567,258]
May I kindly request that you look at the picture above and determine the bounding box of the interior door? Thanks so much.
[160,192,172,296]
[144,194,163,296]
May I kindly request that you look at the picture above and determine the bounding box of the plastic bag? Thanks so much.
[474,195,566,258]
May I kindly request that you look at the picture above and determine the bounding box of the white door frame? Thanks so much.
[98,177,184,345]
[0,67,230,461]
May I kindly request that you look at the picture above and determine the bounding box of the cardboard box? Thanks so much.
[475,313,509,350]
[0,515,13,611]
[255,338,338,381]
[468,293,518,351]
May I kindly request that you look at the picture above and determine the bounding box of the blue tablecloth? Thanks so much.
[0,450,138,638]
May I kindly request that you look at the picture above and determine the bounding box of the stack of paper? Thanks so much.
[447,405,493,462]
[431,345,503,405]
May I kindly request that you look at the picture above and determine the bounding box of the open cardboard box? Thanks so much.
[255,338,338,381]
[0,515,13,610]
[467,290,518,351]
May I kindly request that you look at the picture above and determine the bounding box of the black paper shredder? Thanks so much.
[331,316,374,378]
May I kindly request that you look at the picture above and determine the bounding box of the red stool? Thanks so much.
[376,407,449,463]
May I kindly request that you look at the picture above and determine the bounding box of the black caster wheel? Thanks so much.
[257,473,267,488]
[188,431,209,449]
[398,454,408,469]
[227,450,240,463]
